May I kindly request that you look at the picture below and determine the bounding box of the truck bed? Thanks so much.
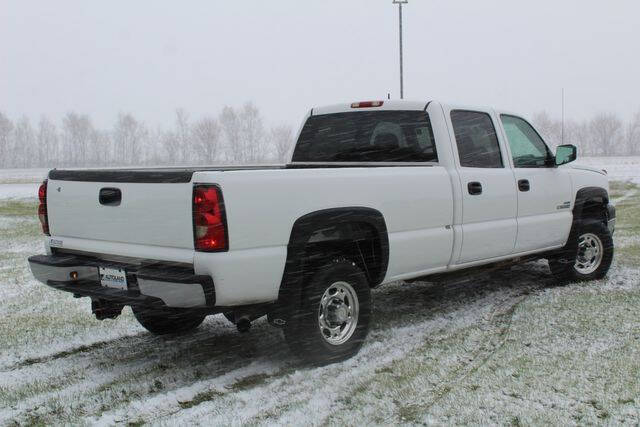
[49,165,285,183]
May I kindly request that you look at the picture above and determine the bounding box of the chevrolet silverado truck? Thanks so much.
[28,100,615,364]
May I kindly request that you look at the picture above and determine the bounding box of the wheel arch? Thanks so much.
[573,186,609,222]
[268,207,389,326]
[553,186,610,262]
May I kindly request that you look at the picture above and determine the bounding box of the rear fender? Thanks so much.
[268,207,389,326]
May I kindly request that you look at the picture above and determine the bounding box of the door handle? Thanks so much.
[467,181,483,195]
[518,179,530,192]
[99,188,122,206]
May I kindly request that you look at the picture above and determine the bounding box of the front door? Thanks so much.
[450,110,518,263]
[499,114,573,252]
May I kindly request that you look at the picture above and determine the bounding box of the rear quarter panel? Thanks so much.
[193,166,454,305]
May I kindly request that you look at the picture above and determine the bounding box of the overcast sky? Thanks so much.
[1,0,639,129]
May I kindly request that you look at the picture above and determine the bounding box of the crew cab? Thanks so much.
[28,100,615,364]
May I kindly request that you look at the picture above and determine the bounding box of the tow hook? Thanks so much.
[91,299,123,320]
[236,317,252,333]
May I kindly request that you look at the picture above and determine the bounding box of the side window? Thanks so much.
[501,115,553,167]
[451,110,503,168]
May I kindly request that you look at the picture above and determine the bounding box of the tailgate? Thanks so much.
[47,178,194,250]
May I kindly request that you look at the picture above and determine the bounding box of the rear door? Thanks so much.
[449,110,518,263]
[498,114,573,251]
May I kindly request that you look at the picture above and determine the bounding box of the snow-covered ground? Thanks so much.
[0,159,639,424]
[0,168,49,184]
[0,183,40,200]
[575,156,640,184]
[0,168,47,200]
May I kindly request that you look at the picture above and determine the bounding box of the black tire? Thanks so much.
[284,259,371,365]
[549,220,614,283]
[132,306,205,335]
[223,312,235,324]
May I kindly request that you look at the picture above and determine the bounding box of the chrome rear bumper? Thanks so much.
[28,254,215,309]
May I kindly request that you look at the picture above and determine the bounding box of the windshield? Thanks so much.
[291,111,438,163]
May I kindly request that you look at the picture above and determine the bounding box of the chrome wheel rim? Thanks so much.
[575,232,603,275]
[318,281,359,346]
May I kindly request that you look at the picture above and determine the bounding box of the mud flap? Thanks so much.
[91,298,124,320]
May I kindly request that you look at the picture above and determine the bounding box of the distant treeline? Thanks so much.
[0,106,639,169]
[0,103,293,168]
[532,110,640,156]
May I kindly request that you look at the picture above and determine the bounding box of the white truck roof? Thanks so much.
[312,100,430,116]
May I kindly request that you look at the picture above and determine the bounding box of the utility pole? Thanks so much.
[393,0,408,99]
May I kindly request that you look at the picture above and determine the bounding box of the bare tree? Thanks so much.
[589,113,622,156]
[269,125,294,162]
[113,113,147,165]
[160,130,179,166]
[13,117,35,168]
[0,112,14,168]
[91,129,112,166]
[175,109,191,164]
[146,127,166,165]
[36,116,58,167]
[563,120,586,154]
[62,112,93,166]
[239,102,264,163]
[625,110,640,155]
[7,104,636,169]
[192,116,221,164]
[220,106,242,163]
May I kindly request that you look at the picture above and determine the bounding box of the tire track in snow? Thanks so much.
[417,281,544,413]
[0,261,556,425]
[87,264,554,425]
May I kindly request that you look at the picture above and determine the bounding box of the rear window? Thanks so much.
[291,111,438,163]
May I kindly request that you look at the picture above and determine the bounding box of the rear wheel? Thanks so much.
[132,306,205,335]
[549,220,614,282]
[284,260,371,365]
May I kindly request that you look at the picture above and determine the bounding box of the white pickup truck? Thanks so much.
[29,100,615,364]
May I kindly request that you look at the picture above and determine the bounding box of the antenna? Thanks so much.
[561,88,565,144]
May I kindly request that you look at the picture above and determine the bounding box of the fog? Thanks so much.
[2,0,639,129]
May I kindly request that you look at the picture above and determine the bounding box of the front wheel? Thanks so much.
[549,220,614,282]
[132,306,205,335]
[284,260,371,365]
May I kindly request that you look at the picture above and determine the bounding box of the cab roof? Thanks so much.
[312,100,430,116]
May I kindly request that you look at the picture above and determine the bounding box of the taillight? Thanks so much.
[192,184,228,252]
[351,100,384,108]
[38,180,50,235]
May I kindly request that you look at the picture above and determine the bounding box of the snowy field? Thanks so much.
[575,156,640,185]
[0,158,639,424]
[0,157,638,201]
[0,168,47,200]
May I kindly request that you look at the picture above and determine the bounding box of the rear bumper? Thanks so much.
[28,254,215,309]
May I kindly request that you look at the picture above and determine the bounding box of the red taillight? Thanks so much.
[38,180,50,235]
[192,184,228,251]
[351,100,384,108]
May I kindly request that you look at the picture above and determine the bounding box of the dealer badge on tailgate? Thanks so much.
[99,267,128,290]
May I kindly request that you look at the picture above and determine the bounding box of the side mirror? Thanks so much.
[555,144,577,166]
